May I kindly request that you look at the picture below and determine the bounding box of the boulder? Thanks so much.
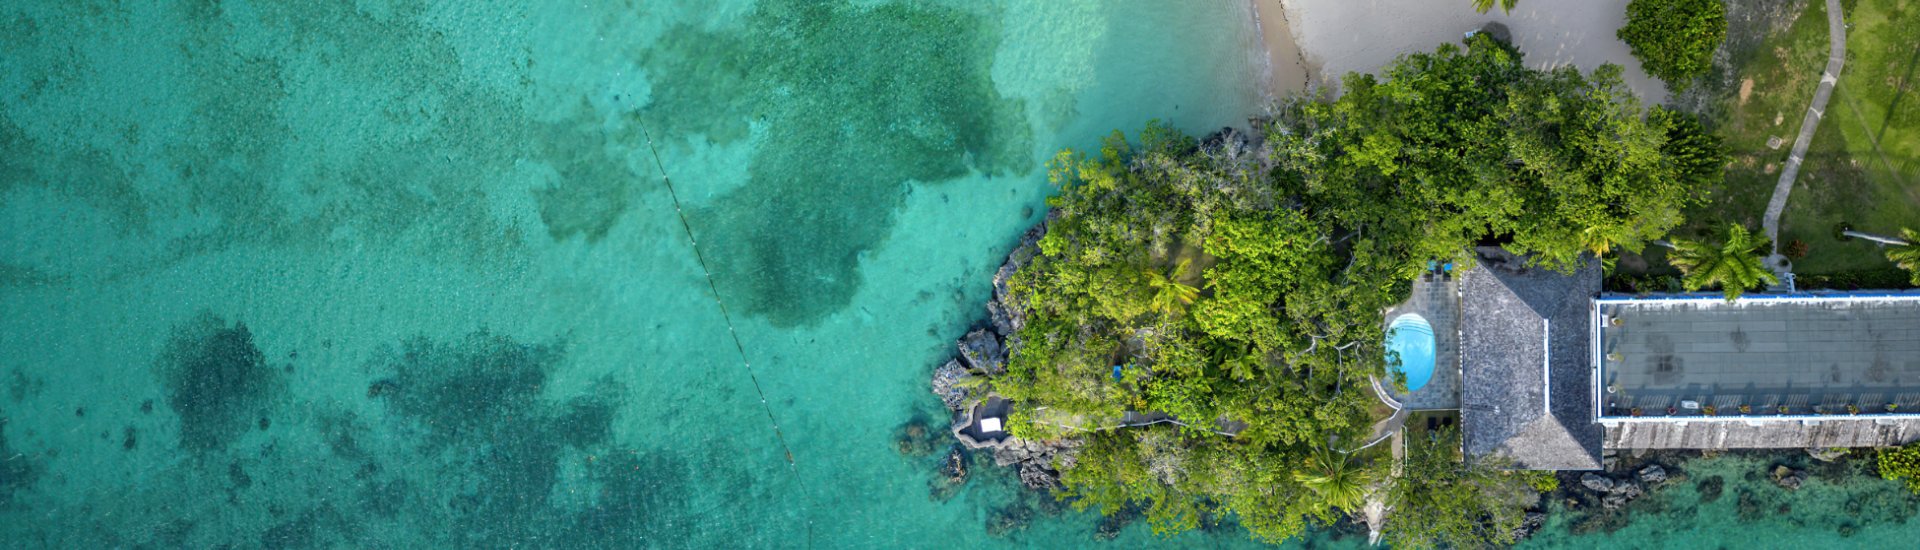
[1511,512,1547,541]
[941,446,969,485]
[958,329,1006,375]
[1601,492,1629,510]
[1638,464,1668,485]
[1580,473,1616,493]
[1612,482,1642,500]
[986,300,1018,337]
[1017,461,1061,491]
[1771,465,1809,490]
[1777,471,1807,491]
[929,360,973,412]
[993,438,1076,468]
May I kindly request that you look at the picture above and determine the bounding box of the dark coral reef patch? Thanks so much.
[642,0,1034,326]
[153,312,281,452]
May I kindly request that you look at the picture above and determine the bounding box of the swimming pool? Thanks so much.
[1386,314,1436,392]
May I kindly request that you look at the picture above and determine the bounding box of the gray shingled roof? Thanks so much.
[1460,247,1603,470]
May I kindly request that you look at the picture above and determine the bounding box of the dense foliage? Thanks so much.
[996,36,1714,544]
[1385,428,1544,549]
[1472,0,1518,14]
[1665,224,1779,301]
[1878,442,1920,494]
[1618,0,1728,89]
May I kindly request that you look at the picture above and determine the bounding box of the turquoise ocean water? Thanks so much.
[0,1,1912,548]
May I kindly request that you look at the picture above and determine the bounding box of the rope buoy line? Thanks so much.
[635,122,816,545]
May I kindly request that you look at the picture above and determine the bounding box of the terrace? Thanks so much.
[1597,293,1920,419]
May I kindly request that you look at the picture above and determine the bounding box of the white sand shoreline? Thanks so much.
[1248,0,1313,98]
[1268,0,1667,104]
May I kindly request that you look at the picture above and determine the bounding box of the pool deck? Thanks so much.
[1599,296,1920,416]
[1384,272,1461,410]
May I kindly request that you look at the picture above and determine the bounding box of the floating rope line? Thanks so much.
[635,121,815,545]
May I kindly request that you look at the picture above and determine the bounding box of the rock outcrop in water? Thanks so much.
[925,218,1079,493]
[956,329,1006,375]
[1772,465,1809,490]
[929,360,974,413]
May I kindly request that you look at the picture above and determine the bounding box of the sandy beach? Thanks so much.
[1270,0,1667,104]
[1249,0,1313,97]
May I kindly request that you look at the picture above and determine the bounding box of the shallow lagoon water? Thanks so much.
[2,0,1913,548]
[0,0,1285,547]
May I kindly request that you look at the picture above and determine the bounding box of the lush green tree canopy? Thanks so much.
[1618,0,1729,89]
[998,36,1707,544]
[1879,441,1920,494]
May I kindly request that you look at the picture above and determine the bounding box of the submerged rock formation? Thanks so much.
[1773,465,1809,490]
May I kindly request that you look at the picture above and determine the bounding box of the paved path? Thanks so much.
[1762,0,1847,251]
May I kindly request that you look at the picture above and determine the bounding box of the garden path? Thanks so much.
[1762,0,1847,252]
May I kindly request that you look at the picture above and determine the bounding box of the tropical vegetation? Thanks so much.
[995,35,1719,544]
[1471,0,1518,14]
[1386,428,1546,549]
[1618,0,1728,89]
[1891,229,1920,285]
[1663,224,1779,301]
[1878,441,1920,494]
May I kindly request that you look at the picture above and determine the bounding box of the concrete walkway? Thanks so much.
[1762,0,1847,251]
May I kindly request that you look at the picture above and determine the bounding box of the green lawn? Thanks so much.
[1676,0,1920,279]
[1791,0,1920,272]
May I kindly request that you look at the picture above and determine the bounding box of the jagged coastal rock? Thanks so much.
[942,446,970,485]
[924,218,1079,493]
[1580,473,1616,493]
[1511,511,1548,540]
[1638,464,1668,485]
[957,329,1006,375]
[930,360,972,412]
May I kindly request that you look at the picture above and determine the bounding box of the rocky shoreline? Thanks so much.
[923,217,1084,495]
[1523,446,1887,541]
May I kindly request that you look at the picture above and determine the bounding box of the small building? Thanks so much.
[1458,248,1604,470]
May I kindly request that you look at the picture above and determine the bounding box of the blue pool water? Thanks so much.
[1386,314,1436,392]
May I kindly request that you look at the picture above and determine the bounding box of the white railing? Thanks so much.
[1599,412,1920,425]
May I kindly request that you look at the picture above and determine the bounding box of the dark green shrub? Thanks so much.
[1878,443,1920,493]
[1619,0,1727,89]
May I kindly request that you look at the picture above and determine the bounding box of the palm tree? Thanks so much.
[1295,445,1373,513]
[1663,224,1778,301]
[1472,0,1518,14]
[1887,228,1920,286]
[1143,259,1201,317]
